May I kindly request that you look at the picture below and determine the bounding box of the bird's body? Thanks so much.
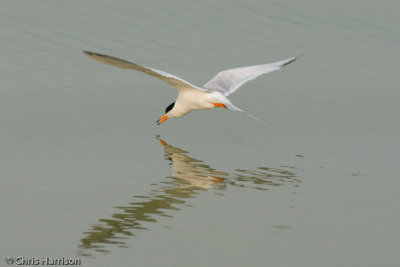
[83,51,299,124]
[172,89,215,118]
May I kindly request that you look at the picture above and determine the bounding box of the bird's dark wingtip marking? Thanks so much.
[281,53,304,67]
[83,51,104,57]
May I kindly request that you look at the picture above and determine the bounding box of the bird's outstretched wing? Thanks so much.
[84,51,204,92]
[203,56,299,96]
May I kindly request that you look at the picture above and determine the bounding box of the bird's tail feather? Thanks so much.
[228,103,266,125]
[245,112,266,125]
[211,92,266,125]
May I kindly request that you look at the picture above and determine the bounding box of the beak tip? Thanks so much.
[156,115,168,125]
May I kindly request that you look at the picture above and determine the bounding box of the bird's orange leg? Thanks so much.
[210,176,225,183]
[212,103,227,109]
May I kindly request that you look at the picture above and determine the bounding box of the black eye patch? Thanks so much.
[165,102,175,114]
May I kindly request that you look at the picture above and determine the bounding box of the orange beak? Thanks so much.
[158,138,168,147]
[156,114,168,125]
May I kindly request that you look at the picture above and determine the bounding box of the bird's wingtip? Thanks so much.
[83,50,95,56]
[281,53,304,67]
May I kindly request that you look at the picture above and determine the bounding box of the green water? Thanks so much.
[1,0,399,266]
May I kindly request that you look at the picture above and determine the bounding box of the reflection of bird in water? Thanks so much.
[78,137,299,256]
[158,137,226,190]
[84,51,299,124]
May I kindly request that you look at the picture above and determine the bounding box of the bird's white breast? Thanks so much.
[168,90,214,118]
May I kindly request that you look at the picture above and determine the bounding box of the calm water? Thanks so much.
[1,0,399,266]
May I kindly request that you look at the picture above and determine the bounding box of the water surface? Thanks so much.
[0,0,399,266]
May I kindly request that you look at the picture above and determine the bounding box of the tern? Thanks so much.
[84,51,299,125]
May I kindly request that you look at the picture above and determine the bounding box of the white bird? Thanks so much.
[84,51,299,125]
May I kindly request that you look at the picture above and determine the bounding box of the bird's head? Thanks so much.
[156,102,175,125]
